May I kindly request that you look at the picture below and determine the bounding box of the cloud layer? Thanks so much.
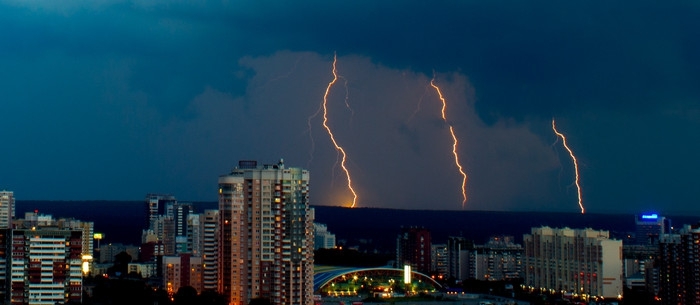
[1,1,700,213]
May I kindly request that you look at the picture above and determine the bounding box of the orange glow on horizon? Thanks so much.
[552,119,585,214]
[322,54,358,208]
[430,77,468,208]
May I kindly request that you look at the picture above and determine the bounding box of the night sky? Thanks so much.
[2,1,699,214]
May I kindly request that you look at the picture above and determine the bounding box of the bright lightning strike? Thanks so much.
[321,54,358,208]
[430,77,468,208]
[552,119,585,214]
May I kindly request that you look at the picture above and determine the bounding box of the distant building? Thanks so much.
[635,213,670,245]
[431,244,447,276]
[465,236,522,281]
[164,254,203,295]
[146,194,177,230]
[218,159,314,305]
[622,244,658,295]
[128,262,158,278]
[98,243,139,264]
[143,194,209,285]
[396,226,432,274]
[658,224,700,305]
[314,223,336,250]
[0,191,14,229]
[446,236,474,281]
[200,209,218,291]
[523,226,623,301]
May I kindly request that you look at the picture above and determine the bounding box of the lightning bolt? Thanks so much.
[551,118,585,214]
[321,53,358,208]
[306,99,324,168]
[430,77,468,208]
[406,85,431,125]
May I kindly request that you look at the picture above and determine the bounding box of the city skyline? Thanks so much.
[1,1,700,214]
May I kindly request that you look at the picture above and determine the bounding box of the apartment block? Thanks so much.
[523,226,623,301]
[218,159,313,305]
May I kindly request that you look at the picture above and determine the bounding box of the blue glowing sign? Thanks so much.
[641,214,658,220]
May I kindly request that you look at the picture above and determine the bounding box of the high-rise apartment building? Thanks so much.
[145,194,177,230]
[0,191,14,229]
[658,224,700,305]
[523,227,623,301]
[186,213,201,255]
[201,209,219,291]
[218,159,313,305]
[396,226,432,274]
[446,236,473,281]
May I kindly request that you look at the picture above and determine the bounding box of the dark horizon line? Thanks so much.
[12,199,700,218]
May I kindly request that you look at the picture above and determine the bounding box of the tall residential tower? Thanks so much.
[218,159,313,305]
[0,191,14,229]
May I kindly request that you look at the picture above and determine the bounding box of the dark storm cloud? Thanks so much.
[209,1,700,119]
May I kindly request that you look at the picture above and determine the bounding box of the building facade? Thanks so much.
[635,213,669,245]
[201,209,219,291]
[431,244,447,277]
[465,236,523,281]
[0,191,14,229]
[146,194,177,230]
[446,236,473,281]
[313,223,336,250]
[523,227,623,301]
[396,226,432,274]
[9,214,89,305]
[658,224,700,305]
[164,254,203,295]
[218,159,313,305]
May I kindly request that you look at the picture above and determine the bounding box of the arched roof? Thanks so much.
[313,266,442,292]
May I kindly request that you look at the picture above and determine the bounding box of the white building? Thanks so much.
[0,191,14,229]
[201,209,218,291]
[523,227,623,301]
[10,214,88,305]
[314,223,336,250]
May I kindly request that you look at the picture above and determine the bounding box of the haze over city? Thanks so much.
[1,1,699,214]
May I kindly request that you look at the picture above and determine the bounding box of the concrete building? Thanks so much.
[658,224,700,305]
[0,191,14,229]
[465,236,522,281]
[431,244,447,277]
[98,243,139,264]
[218,159,314,305]
[635,213,670,245]
[146,194,177,230]
[201,209,218,291]
[127,262,158,278]
[523,226,623,301]
[446,236,473,281]
[9,214,89,305]
[313,223,336,250]
[622,244,658,295]
[164,254,203,295]
[396,226,432,274]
